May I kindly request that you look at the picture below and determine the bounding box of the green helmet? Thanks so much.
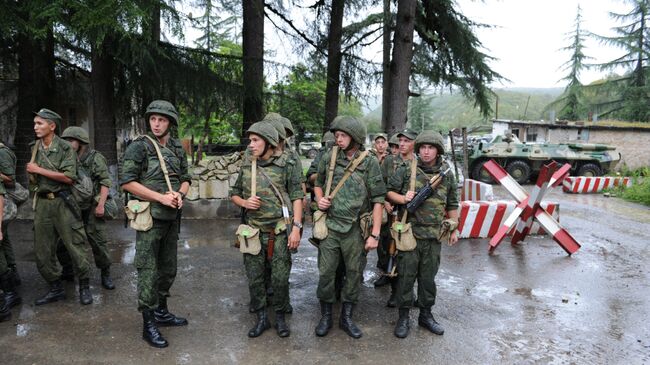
[322,131,335,143]
[246,121,279,147]
[389,134,399,146]
[281,117,295,137]
[415,130,445,154]
[268,118,287,140]
[144,100,179,125]
[330,116,366,146]
[62,126,90,144]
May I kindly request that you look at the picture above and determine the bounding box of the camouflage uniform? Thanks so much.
[387,157,458,309]
[119,132,191,311]
[0,183,6,275]
[230,151,304,313]
[0,145,17,276]
[315,149,386,304]
[32,135,91,283]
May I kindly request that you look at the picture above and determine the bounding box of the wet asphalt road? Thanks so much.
[1,186,649,364]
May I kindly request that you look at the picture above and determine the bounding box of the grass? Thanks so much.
[605,166,650,206]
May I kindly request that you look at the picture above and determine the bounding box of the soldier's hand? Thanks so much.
[171,191,183,209]
[317,197,331,211]
[448,231,459,246]
[365,236,379,251]
[288,227,301,249]
[245,196,261,210]
[159,192,179,208]
[94,203,105,217]
[26,162,41,174]
[404,190,416,203]
[0,229,3,241]
[384,201,393,214]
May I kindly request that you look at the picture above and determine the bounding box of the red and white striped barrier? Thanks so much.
[562,176,631,194]
[460,179,494,201]
[458,200,559,239]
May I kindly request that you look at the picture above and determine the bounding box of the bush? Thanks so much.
[606,167,650,206]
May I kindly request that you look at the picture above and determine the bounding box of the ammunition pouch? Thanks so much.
[236,224,261,255]
[125,200,153,232]
[359,211,373,240]
[313,210,328,240]
[390,221,417,252]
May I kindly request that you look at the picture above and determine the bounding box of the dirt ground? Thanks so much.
[1,185,649,364]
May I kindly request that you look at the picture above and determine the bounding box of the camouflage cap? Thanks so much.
[374,133,387,142]
[415,130,445,154]
[388,134,399,146]
[34,108,62,130]
[61,126,90,144]
[246,121,279,147]
[322,131,335,143]
[397,128,417,140]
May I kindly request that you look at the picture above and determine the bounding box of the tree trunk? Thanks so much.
[15,29,56,185]
[91,38,117,166]
[381,0,392,134]
[241,0,264,143]
[323,0,345,134]
[387,0,417,132]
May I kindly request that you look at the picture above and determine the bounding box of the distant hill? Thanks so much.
[362,87,564,132]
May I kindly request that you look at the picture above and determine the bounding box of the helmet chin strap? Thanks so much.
[344,141,359,153]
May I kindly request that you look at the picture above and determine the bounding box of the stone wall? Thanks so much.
[186,152,243,200]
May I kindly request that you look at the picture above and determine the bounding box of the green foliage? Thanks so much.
[606,167,650,205]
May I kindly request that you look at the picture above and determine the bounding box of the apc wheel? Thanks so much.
[506,160,531,184]
[577,163,602,177]
[307,149,318,159]
[471,161,494,184]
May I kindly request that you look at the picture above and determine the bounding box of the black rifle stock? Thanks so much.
[405,167,451,213]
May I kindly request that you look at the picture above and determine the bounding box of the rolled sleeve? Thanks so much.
[93,153,112,188]
[229,170,244,198]
[60,149,78,181]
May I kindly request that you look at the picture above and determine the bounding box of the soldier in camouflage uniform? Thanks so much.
[120,100,191,348]
[388,134,399,156]
[371,133,389,165]
[58,126,115,290]
[230,121,304,338]
[386,130,459,338]
[0,142,22,318]
[314,116,386,339]
[375,129,418,306]
[27,108,93,306]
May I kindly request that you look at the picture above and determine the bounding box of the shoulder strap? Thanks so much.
[401,158,418,224]
[258,165,287,208]
[143,135,173,192]
[251,157,257,197]
[28,140,40,184]
[329,150,370,200]
[324,146,338,197]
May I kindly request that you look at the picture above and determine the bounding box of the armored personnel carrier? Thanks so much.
[468,134,621,184]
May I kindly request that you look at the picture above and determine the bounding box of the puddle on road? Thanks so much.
[16,323,32,337]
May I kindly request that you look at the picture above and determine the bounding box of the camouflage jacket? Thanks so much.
[119,133,191,221]
[230,150,304,231]
[387,157,459,239]
[306,144,332,182]
[79,148,112,198]
[315,148,386,234]
[32,135,78,193]
[0,143,16,184]
[381,154,414,184]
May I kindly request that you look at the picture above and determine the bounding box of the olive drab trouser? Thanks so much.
[395,238,442,308]
[317,224,364,304]
[2,223,16,269]
[57,206,112,272]
[34,197,90,282]
[244,230,291,313]
[135,219,179,311]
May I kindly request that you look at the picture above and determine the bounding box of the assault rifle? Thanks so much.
[385,209,398,277]
[405,167,451,213]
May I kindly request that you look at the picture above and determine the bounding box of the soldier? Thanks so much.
[386,130,459,338]
[230,121,303,338]
[375,128,418,308]
[0,141,22,288]
[371,133,389,164]
[0,177,20,322]
[120,100,191,348]
[313,116,386,339]
[388,134,399,156]
[57,126,115,290]
[27,108,93,306]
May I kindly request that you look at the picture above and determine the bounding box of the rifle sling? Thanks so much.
[401,158,418,224]
[328,150,369,200]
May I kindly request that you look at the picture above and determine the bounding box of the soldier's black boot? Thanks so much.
[1,271,22,309]
[275,311,290,337]
[339,302,362,339]
[9,265,21,286]
[154,297,188,326]
[418,308,444,335]
[0,297,10,322]
[315,301,333,337]
[100,268,115,290]
[79,278,93,305]
[248,308,271,338]
[394,308,410,338]
[142,309,168,348]
[386,279,397,307]
[34,280,65,306]
[60,265,74,282]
